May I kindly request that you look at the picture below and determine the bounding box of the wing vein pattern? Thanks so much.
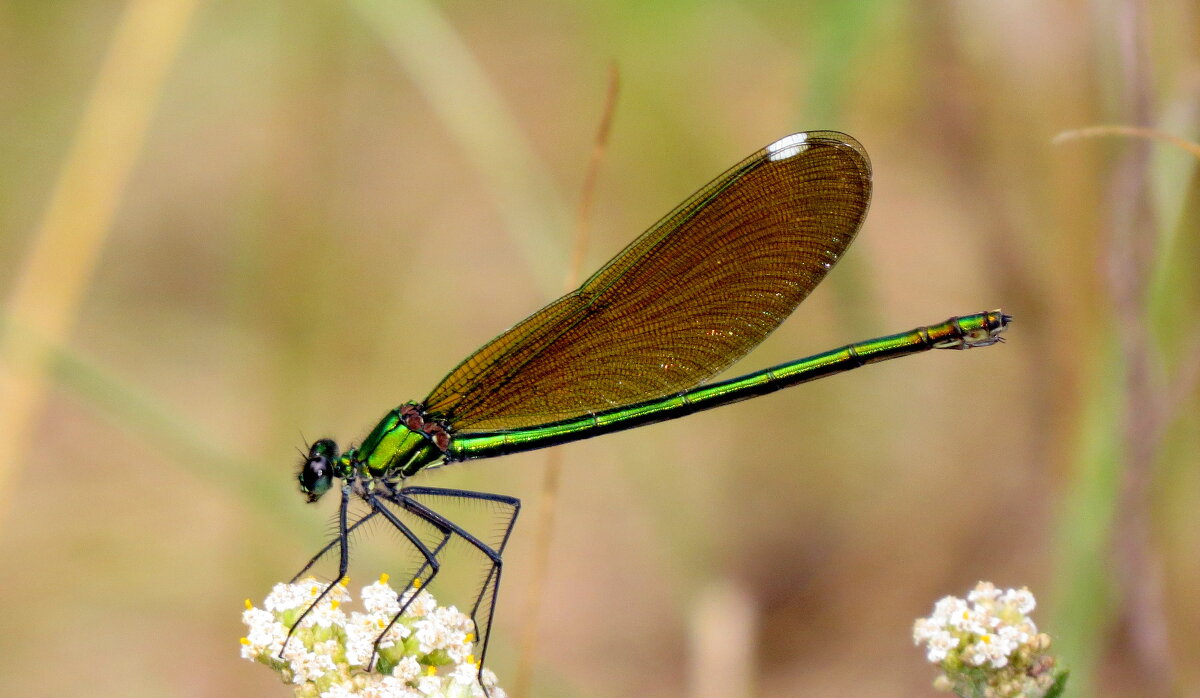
[423,131,872,432]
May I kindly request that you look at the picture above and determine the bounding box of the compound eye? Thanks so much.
[308,438,339,461]
[298,439,339,502]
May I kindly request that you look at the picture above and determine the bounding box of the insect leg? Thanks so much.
[395,488,520,693]
[281,484,353,656]
[289,508,380,583]
[364,493,448,671]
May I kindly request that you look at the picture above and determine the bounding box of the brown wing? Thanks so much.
[424,131,871,431]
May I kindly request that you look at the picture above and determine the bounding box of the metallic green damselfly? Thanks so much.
[287,131,1010,688]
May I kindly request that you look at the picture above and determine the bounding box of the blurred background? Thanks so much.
[1,1,1198,696]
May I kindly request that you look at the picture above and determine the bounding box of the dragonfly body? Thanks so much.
[317,309,1009,485]
[285,131,1011,692]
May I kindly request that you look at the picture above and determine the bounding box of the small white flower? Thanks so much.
[345,611,385,666]
[362,579,404,616]
[966,631,1016,669]
[321,683,359,698]
[999,622,1029,647]
[414,617,456,654]
[451,661,480,685]
[296,577,351,605]
[405,589,438,617]
[303,600,349,629]
[925,630,959,663]
[416,674,444,695]
[286,644,338,683]
[968,581,1002,603]
[392,655,422,682]
[242,605,275,630]
[431,606,472,631]
[243,575,503,697]
[264,581,310,612]
[965,612,987,635]
[241,607,286,657]
[949,604,987,634]
[1002,586,1036,614]
[361,675,419,698]
[913,581,1059,697]
[913,617,942,644]
[931,595,969,626]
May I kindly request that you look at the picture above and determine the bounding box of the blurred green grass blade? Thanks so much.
[1148,151,1200,363]
[0,0,201,526]
[1050,335,1123,697]
[799,0,891,126]
[6,316,318,539]
[349,0,571,296]
[1044,669,1071,698]
[804,0,894,341]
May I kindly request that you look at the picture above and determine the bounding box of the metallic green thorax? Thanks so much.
[354,310,1008,478]
[347,402,443,478]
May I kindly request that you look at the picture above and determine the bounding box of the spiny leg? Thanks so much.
[401,487,521,555]
[395,487,520,690]
[402,488,521,637]
[364,493,448,671]
[282,484,353,656]
[289,509,380,583]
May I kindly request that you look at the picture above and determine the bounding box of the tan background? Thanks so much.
[1,1,1198,696]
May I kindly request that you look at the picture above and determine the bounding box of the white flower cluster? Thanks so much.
[913,581,1060,698]
[241,575,504,698]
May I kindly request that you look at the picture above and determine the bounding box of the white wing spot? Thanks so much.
[767,133,809,161]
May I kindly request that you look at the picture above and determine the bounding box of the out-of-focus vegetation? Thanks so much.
[1,1,1197,696]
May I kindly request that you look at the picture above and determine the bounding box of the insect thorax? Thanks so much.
[356,403,448,478]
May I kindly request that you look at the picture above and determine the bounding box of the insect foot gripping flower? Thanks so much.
[241,575,506,698]
[912,581,1068,698]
